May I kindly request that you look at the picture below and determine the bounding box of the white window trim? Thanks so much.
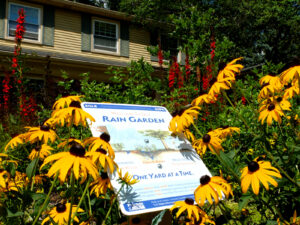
[91,18,120,56]
[5,1,43,44]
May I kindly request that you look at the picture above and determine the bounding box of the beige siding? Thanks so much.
[54,9,81,54]
[129,26,151,62]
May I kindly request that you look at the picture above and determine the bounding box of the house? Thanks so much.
[0,0,185,86]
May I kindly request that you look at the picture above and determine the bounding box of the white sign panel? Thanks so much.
[82,102,212,215]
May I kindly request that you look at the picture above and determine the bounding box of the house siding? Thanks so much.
[129,26,152,62]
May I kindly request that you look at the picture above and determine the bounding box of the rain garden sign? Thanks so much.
[82,102,212,215]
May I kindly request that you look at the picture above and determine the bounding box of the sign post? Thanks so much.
[82,103,212,222]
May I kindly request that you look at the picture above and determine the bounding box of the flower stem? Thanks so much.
[71,178,92,223]
[192,122,203,136]
[262,144,300,188]
[101,183,125,225]
[32,172,59,225]
[222,91,250,130]
[67,171,75,225]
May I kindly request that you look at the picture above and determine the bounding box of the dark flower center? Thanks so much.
[261,82,269,88]
[62,92,70,98]
[0,169,4,173]
[284,83,292,88]
[56,203,67,213]
[40,124,50,131]
[221,125,229,129]
[132,217,141,224]
[276,97,282,102]
[100,133,110,143]
[202,134,211,143]
[218,62,227,72]
[96,148,107,155]
[69,143,85,157]
[184,198,194,205]
[69,101,81,108]
[248,161,259,172]
[200,175,211,185]
[267,104,275,111]
[35,146,41,151]
[101,172,109,179]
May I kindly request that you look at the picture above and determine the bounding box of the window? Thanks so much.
[93,20,119,53]
[8,3,41,41]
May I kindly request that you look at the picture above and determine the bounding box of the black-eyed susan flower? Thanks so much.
[52,101,95,127]
[213,126,240,139]
[4,133,29,151]
[169,106,200,134]
[86,148,117,173]
[194,175,232,206]
[241,159,281,195]
[26,124,57,144]
[280,65,300,83]
[28,144,53,160]
[184,129,195,142]
[259,75,283,90]
[258,83,281,101]
[57,138,83,149]
[258,103,284,125]
[2,171,27,192]
[0,169,9,188]
[170,198,206,221]
[208,79,232,96]
[117,169,139,186]
[41,143,98,183]
[283,80,299,99]
[52,95,83,110]
[84,133,115,159]
[192,132,223,156]
[90,172,113,197]
[185,215,215,225]
[191,94,216,106]
[41,202,84,225]
[217,57,243,80]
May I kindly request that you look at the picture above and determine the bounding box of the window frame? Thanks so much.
[6,1,43,44]
[91,18,120,55]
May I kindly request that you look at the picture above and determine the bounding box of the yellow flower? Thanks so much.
[84,133,115,159]
[191,94,216,106]
[258,103,284,125]
[280,65,300,83]
[184,129,195,142]
[283,80,300,99]
[117,169,139,186]
[194,175,232,206]
[0,169,9,188]
[213,126,240,139]
[41,143,98,183]
[192,132,223,156]
[89,172,113,197]
[4,133,29,151]
[41,202,84,225]
[28,144,53,160]
[170,198,207,221]
[52,101,95,127]
[1,171,27,192]
[52,95,83,110]
[26,124,57,144]
[241,159,281,195]
[217,57,244,80]
[258,83,281,101]
[169,106,200,134]
[208,79,232,96]
[185,216,215,225]
[259,75,283,90]
[57,138,83,149]
[86,148,117,173]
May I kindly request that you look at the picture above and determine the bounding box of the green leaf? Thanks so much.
[6,208,24,218]
[151,209,167,225]
[26,158,38,180]
[238,194,252,210]
[266,220,278,225]
[31,193,46,201]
